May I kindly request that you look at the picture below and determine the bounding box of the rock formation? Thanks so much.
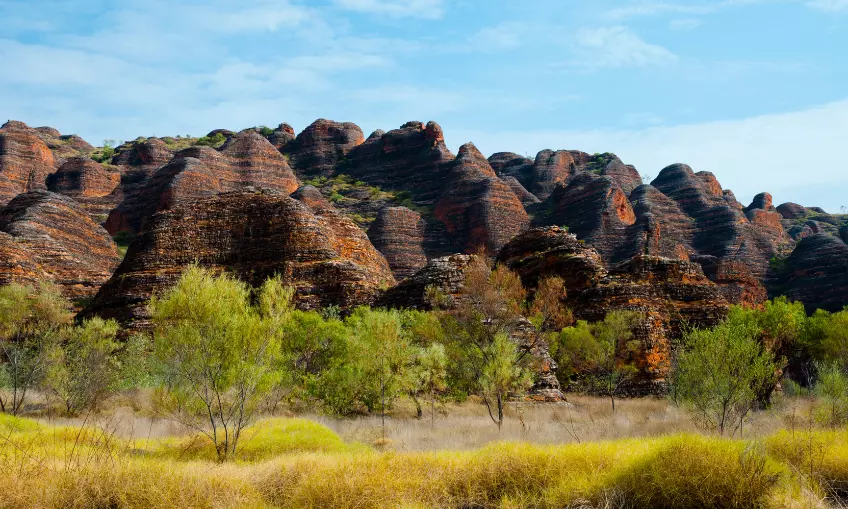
[283,119,364,178]
[771,234,848,313]
[263,123,296,149]
[46,157,121,222]
[377,254,475,310]
[343,121,454,205]
[85,191,394,328]
[433,143,530,254]
[105,131,299,234]
[0,191,120,301]
[0,121,56,205]
[367,206,428,280]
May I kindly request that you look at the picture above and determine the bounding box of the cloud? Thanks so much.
[669,18,702,30]
[806,0,848,11]
[607,0,775,19]
[570,26,678,70]
[448,99,848,213]
[333,0,445,19]
[468,23,526,52]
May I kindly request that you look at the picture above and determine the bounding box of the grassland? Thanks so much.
[2,397,847,509]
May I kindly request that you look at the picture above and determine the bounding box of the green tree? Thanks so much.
[279,310,348,403]
[150,267,285,461]
[480,333,532,430]
[813,361,848,427]
[554,310,642,411]
[410,342,448,426]
[42,317,123,415]
[672,319,780,436]
[0,283,71,415]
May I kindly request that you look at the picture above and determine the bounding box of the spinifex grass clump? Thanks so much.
[3,413,846,509]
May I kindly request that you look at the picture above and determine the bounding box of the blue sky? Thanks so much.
[1,0,847,211]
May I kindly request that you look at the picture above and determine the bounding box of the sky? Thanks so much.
[1,0,847,212]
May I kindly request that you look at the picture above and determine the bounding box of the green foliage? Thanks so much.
[813,361,848,427]
[0,283,72,415]
[150,266,286,461]
[801,308,848,370]
[112,230,136,258]
[193,132,226,148]
[256,125,275,137]
[672,317,780,435]
[480,333,532,428]
[409,342,448,423]
[42,317,123,415]
[553,310,642,410]
[90,139,118,163]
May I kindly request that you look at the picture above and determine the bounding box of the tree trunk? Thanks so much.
[430,389,436,428]
[497,393,504,432]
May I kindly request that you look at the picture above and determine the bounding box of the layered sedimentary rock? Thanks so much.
[283,119,364,178]
[772,234,848,313]
[574,256,730,393]
[105,131,299,234]
[488,152,534,190]
[263,123,296,149]
[496,227,606,292]
[86,191,395,328]
[650,164,792,281]
[46,157,121,222]
[433,143,530,254]
[367,206,428,280]
[32,125,94,166]
[522,150,641,201]
[502,177,540,207]
[0,121,56,205]
[0,191,120,300]
[377,254,475,309]
[533,173,636,262]
[343,121,454,205]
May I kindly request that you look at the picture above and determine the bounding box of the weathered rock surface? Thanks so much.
[46,157,121,222]
[0,121,56,205]
[533,173,636,263]
[263,123,296,149]
[105,131,299,234]
[502,176,540,207]
[771,234,848,313]
[85,191,394,328]
[488,152,534,191]
[343,121,454,205]
[367,206,428,280]
[284,119,364,178]
[0,191,120,300]
[574,256,730,393]
[497,227,606,292]
[377,254,474,310]
[433,143,529,254]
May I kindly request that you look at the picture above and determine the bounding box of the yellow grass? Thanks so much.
[1,412,846,508]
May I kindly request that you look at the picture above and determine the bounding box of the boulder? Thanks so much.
[377,254,475,310]
[46,157,121,222]
[772,234,848,313]
[84,191,394,328]
[0,191,120,301]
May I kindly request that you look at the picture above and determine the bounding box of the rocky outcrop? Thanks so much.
[105,131,299,234]
[34,127,94,166]
[777,202,808,220]
[377,254,475,310]
[840,226,848,244]
[263,123,296,149]
[283,119,364,178]
[533,173,636,263]
[771,234,848,313]
[367,206,428,280]
[85,191,394,328]
[0,191,120,301]
[343,121,454,205]
[46,157,121,222]
[693,255,767,308]
[0,121,56,205]
[433,143,530,254]
[488,152,534,191]
[497,227,606,292]
[502,176,540,207]
[574,256,730,393]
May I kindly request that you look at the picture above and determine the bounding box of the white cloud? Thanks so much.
[571,26,678,69]
[333,0,445,19]
[669,18,702,30]
[448,99,848,213]
[468,23,526,52]
[806,0,848,11]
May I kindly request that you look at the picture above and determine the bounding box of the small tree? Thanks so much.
[151,267,285,461]
[813,361,848,427]
[528,276,573,332]
[480,333,533,430]
[42,317,123,415]
[0,283,71,415]
[672,319,780,436]
[410,343,448,426]
[555,311,642,411]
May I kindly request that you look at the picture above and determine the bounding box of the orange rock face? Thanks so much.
[367,206,428,280]
[0,191,120,301]
[85,191,394,329]
[46,157,121,222]
[0,122,56,205]
[283,119,364,178]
